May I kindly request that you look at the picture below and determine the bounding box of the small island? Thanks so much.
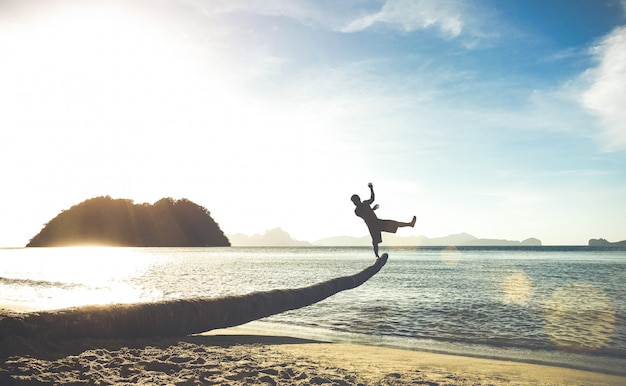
[588,238,626,250]
[27,196,230,247]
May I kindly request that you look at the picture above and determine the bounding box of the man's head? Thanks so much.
[351,194,361,205]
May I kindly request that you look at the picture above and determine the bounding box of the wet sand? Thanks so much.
[1,326,624,385]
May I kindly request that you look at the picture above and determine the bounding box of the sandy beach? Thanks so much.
[1,325,624,385]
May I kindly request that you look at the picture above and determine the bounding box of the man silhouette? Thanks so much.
[352,183,416,258]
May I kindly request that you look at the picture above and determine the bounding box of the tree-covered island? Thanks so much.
[27,196,230,247]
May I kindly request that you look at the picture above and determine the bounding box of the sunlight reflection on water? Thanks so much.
[0,247,167,310]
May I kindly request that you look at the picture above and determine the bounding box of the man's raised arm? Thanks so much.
[365,182,376,204]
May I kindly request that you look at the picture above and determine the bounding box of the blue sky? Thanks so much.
[1,0,625,246]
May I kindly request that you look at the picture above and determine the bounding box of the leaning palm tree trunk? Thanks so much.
[0,254,388,340]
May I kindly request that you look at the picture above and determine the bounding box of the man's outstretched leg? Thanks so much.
[382,216,416,234]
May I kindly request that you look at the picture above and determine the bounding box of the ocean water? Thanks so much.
[1,246,625,375]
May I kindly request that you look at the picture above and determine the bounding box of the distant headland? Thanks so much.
[27,196,230,247]
[588,238,626,250]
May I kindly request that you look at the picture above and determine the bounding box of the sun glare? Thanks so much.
[1,1,255,212]
[7,247,162,310]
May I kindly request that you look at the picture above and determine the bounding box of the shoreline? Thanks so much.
[243,320,626,377]
[5,307,623,376]
[3,305,625,383]
[1,326,624,385]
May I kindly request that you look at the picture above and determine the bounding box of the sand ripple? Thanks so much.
[2,333,623,385]
[1,335,399,385]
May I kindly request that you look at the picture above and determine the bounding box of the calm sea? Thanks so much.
[1,246,625,375]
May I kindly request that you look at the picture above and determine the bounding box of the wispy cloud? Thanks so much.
[188,0,498,51]
[339,0,464,38]
[190,0,362,30]
[192,0,468,38]
[581,26,626,151]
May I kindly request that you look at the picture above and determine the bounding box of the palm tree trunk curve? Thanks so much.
[0,254,388,340]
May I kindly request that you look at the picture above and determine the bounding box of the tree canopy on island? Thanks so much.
[27,196,230,247]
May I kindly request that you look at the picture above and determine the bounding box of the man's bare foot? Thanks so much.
[410,216,416,227]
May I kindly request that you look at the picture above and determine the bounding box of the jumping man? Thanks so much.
[352,183,416,258]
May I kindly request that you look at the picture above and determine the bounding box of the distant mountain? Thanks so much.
[27,196,230,247]
[464,237,542,247]
[312,233,478,247]
[309,235,372,247]
[313,233,541,247]
[589,238,626,249]
[230,229,541,247]
[229,228,312,247]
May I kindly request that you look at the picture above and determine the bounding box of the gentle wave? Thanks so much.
[0,276,84,289]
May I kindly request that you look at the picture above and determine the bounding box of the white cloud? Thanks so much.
[339,0,464,38]
[581,26,626,151]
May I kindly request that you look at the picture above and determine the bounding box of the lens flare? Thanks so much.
[440,246,462,266]
[543,282,615,351]
[502,272,534,305]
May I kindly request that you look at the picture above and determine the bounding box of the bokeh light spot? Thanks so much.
[543,283,615,351]
[502,272,534,305]
[441,246,462,266]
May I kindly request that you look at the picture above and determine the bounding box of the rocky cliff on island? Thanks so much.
[27,196,230,247]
